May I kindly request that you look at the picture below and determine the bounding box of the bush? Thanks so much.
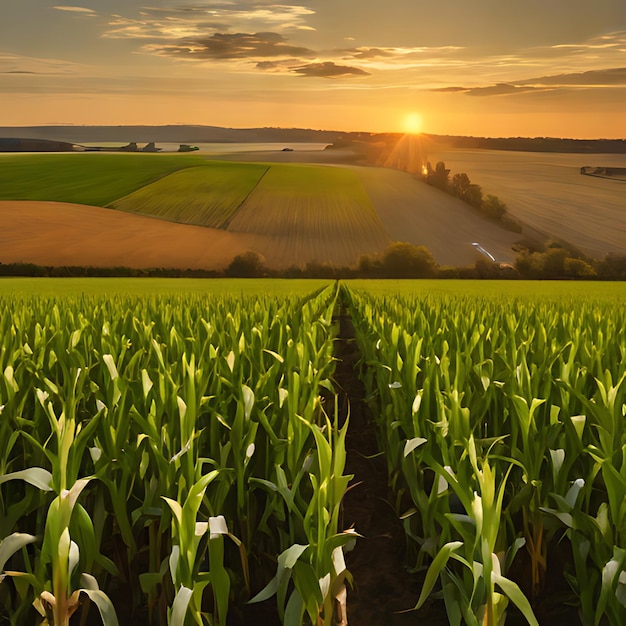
[226,251,268,277]
[481,194,507,219]
[380,242,438,278]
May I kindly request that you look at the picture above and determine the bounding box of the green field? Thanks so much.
[229,163,382,235]
[1,278,625,625]
[0,154,206,206]
[109,163,269,228]
[0,277,331,297]
[344,278,626,300]
[345,282,626,625]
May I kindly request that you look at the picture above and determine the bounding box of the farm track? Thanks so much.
[332,304,449,626]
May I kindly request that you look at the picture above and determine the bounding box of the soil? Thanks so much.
[332,307,449,626]
[0,201,265,270]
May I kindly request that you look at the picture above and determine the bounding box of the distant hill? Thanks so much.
[0,125,624,153]
[422,134,626,154]
[0,125,359,145]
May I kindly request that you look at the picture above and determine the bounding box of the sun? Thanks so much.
[403,112,423,135]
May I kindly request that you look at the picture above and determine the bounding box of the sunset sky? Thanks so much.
[1,0,625,137]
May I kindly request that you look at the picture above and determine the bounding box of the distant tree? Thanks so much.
[465,184,483,209]
[597,253,626,280]
[357,253,379,276]
[481,194,507,219]
[425,161,450,190]
[447,172,483,207]
[450,173,471,198]
[564,257,597,279]
[380,242,438,278]
[226,251,267,277]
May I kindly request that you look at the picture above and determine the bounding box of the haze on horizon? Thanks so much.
[1,0,625,138]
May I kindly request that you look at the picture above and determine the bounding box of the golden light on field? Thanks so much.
[403,113,423,135]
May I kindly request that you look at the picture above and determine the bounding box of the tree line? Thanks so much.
[2,241,624,280]
[423,161,522,231]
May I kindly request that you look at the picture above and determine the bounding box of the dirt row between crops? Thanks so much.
[332,306,449,626]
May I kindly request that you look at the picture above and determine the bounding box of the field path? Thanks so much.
[346,166,520,266]
[0,201,268,269]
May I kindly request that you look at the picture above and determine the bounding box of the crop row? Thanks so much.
[345,286,626,625]
[0,285,354,626]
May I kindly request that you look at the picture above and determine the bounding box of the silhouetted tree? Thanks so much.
[481,194,507,219]
[226,251,267,277]
[597,253,626,280]
[425,161,450,190]
[450,173,471,198]
[380,242,438,277]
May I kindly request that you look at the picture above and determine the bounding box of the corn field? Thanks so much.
[1,279,625,626]
[345,283,626,626]
[0,283,353,626]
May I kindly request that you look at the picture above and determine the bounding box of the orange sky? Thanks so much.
[1,1,625,137]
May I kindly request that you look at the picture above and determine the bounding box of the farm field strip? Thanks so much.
[0,156,393,269]
[0,283,355,626]
[347,166,520,266]
[0,277,333,297]
[109,163,269,229]
[228,164,391,264]
[0,154,206,207]
[0,201,268,271]
[344,282,626,625]
[426,149,626,258]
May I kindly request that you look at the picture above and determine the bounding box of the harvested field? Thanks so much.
[0,201,267,269]
[109,162,269,228]
[228,164,391,266]
[348,166,520,266]
[426,149,626,258]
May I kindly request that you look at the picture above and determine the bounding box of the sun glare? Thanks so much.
[403,112,423,135]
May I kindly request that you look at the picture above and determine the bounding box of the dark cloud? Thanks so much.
[430,68,626,96]
[256,61,280,70]
[430,86,469,92]
[3,70,41,74]
[146,32,314,60]
[340,47,395,60]
[291,62,370,78]
[517,67,626,86]
[465,83,540,96]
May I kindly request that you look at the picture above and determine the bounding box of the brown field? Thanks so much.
[0,201,267,269]
[348,166,521,266]
[0,199,383,269]
[426,149,626,258]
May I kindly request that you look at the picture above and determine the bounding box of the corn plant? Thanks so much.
[344,283,625,623]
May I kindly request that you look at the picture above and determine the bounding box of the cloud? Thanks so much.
[431,86,470,93]
[464,83,540,96]
[104,2,315,39]
[291,62,370,78]
[430,68,626,97]
[550,31,626,51]
[0,51,86,75]
[53,6,97,15]
[144,32,313,60]
[517,67,626,87]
